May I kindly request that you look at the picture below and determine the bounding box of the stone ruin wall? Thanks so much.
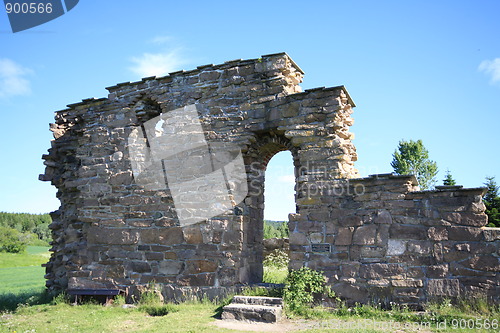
[41,53,500,305]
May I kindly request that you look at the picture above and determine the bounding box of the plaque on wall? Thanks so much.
[311,243,331,253]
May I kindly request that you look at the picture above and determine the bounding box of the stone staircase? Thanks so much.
[221,295,284,323]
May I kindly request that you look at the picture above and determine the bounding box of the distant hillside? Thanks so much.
[263,220,288,239]
[0,212,51,252]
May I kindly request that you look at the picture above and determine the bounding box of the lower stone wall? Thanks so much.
[290,174,500,306]
[127,285,242,304]
[263,238,289,257]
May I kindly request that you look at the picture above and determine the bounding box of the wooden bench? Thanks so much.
[67,288,122,305]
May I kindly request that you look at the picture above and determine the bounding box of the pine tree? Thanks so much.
[391,139,438,190]
[443,169,457,186]
[483,176,500,227]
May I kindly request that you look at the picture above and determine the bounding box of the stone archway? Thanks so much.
[240,134,298,284]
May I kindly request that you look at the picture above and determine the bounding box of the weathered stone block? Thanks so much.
[140,227,184,245]
[352,225,377,245]
[335,227,354,246]
[183,225,203,244]
[376,224,390,245]
[158,260,183,275]
[309,232,323,243]
[407,241,432,255]
[386,239,407,256]
[427,279,460,297]
[391,279,423,288]
[389,225,426,240]
[339,215,363,227]
[406,266,425,278]
[427,227,448,241]
[427,264,449,278]
[482,228,500,242]
[145,252,164,261]
[442,212,488,227]
[374,210,392,224]
[289,232,308,246]
[185,260,218,274]
[359,263,405,279]
[447,226,483,241]
[331,282,368,304]
[462,255,500,272]
[360,246,385,258]
[177,273,215,286]
[130,261,151,273]
[87,227,139,245]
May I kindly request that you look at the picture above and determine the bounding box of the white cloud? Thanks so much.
[129,49,188,78]
[478,58,500,84]
[149,35,173,44]
[0,58,32,99]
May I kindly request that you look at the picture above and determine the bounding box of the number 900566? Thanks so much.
[5,2,53,14]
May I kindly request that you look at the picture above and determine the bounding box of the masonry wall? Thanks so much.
[290,174,500,306]
[41,53,499,305]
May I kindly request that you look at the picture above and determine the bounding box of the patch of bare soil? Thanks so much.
[212,318,434,333]
[212,318,309,332]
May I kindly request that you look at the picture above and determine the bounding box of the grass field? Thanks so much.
[0,266,46,294]
[0,246,50,268]
[0,246,49,295]
[1,297,499,333]
[1,302,235,333]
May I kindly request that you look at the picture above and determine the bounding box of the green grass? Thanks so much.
[0,246,50,311]
[0,246,50,268]
[263,265,288,284]
[0,246,49,294]
[0,301,240,333]
[0,266,46,294]
[1,299,498,333]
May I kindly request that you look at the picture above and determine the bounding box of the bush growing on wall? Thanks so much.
[283,267,329,311]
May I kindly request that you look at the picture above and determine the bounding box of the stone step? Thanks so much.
[221,303,282,323]
[231,295,283,307]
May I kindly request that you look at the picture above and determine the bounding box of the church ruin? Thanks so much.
[41,53,499,305]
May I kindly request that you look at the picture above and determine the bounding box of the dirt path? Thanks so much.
[213,318,307,332]
[212,318,435,333]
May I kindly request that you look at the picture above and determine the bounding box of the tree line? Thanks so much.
[264,220,289,239]
[0,212,51,253]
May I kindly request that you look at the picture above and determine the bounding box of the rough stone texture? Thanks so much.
[41,53,500,306]
[263,238,289,257]
[222,296,283,323]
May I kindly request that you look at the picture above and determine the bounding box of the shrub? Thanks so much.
[139,282,163,306]
[0,227,27,253]
[283,267,331,312]
[263,249,289,269]
[140,304,178,317]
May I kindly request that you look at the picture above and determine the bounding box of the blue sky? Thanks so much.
[0,1,499,221]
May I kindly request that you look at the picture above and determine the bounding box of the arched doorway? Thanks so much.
[241,134,298,284]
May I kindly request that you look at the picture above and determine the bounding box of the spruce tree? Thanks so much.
[484,177,500,227]
[443,169,457,186]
